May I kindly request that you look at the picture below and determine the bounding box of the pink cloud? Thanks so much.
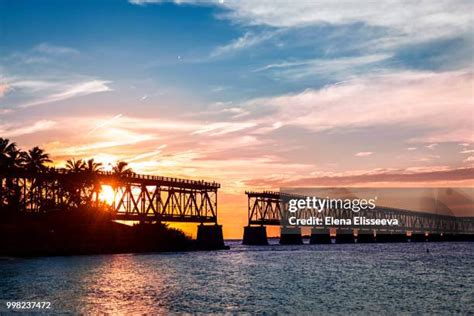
[355,151,373,157]
[425,143,438,150]
[0,83,8,97]
[242,70,473,143]
[0,120,57,137]
[245,166,474,187]
[464,156,474,163]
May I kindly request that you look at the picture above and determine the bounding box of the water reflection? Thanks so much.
[79,255,169,314]
[0,242,473,313]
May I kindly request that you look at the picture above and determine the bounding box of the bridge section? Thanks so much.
[98,171,219,223]
[0,169,219,223]
[0,169,223,248]
[243,191,474,245]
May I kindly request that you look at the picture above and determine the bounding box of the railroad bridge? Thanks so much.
[243,191,474,245]
[0,169,224,248]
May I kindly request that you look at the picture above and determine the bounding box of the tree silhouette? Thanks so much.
[85,158,103,173]
[0,138,135,213]
[65,158,86,172]
[4,149,24,169]
[113,161,133,176]
[22,146,52,172]
[84,158,103,205]
[0,138,24,210]
[0,138,24,170]
[0,138,16,154]
[20,147,51,211]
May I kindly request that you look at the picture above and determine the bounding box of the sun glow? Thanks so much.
[93,154,118,172]
[99,185,116,205]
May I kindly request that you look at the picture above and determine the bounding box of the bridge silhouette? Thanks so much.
[98,171,219,223]
[243,191,474,245]
[2,169,473,248]
[0,168,224,247]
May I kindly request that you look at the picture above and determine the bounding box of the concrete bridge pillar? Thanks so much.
[459,234,474,241]
[442,233,468,241]
[196,224,226,250]
[409,232,428,242]
[429,233,474,242]
[242,226,268,245]
[279,227,303,245]
[335,229,356,243]
[310,228,331,244]
[428,233,443,242]
[356,230,376,243]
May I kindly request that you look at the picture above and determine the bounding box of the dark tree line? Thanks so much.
[0,137,133,213]
[0,138,52,172]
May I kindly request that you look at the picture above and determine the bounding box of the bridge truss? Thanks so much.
[246,191,474,234]
[0,169,219,223]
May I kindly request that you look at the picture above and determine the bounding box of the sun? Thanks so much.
[99,185,115,205]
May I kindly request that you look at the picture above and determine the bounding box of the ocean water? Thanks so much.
[0,241,473,314]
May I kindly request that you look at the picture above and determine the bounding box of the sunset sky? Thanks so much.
[1,0,473,237]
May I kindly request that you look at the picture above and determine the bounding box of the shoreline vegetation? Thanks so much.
[0,137,205,256]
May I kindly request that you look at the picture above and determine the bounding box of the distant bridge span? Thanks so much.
[243,191,474,245]
[246,191,474,234]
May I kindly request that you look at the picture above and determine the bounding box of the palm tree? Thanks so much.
[108,161,132,210]
[22,146,52,172]
[19,147,51,212]
[0,138,21,170]
[0,138,23,210]
[4,149,25,169]
[113,161,133,176]
[65,158,86,173]
[0,138,17,156]
[84,158,103,205]
[63,158,86,207]
[84,158,103,173]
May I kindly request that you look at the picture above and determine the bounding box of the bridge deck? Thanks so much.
[0,168,220,224]
[245,191,474,234]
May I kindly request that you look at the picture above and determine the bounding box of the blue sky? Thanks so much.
[2,0,471,103]
[1,0,473,199]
